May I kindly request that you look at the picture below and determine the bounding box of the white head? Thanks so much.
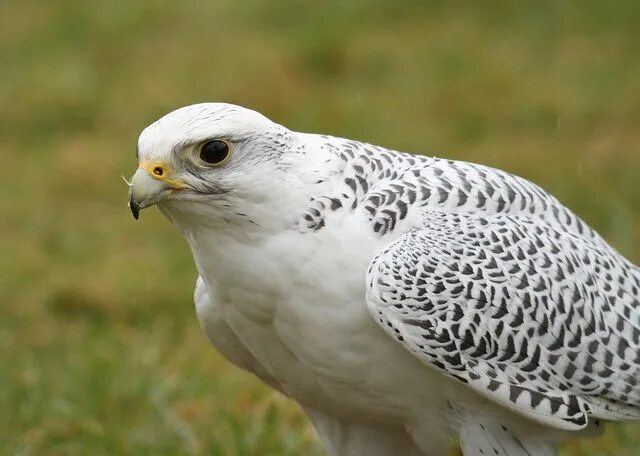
[128,103,303,230]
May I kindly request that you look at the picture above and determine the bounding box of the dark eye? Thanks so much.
[200,140,230,165]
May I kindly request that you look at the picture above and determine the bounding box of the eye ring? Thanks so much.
[199,140,231,166]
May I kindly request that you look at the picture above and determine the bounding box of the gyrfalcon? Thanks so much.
[128,103,640,456]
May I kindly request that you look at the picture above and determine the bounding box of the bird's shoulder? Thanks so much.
[298,133,596,241]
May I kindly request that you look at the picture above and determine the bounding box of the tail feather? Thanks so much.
[459,417,557,456]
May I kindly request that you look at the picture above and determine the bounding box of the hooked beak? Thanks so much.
[128,167,174,220]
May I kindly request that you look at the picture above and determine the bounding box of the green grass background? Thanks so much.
[1,1,639,454]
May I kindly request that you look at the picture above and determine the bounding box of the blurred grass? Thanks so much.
[1,1,639,454]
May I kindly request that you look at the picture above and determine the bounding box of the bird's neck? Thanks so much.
[161,133,422,278]
[161,134,426,307]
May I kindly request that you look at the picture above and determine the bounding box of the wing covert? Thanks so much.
[365,209,640,430]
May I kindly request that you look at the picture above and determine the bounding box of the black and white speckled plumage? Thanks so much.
[300,135,640,429]
[134,103,639,456]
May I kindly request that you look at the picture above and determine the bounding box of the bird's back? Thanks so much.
[300,133,640,421]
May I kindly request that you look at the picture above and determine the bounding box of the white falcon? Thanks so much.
[128,103,640,456]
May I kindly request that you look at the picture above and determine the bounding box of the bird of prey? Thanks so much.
[128,103,640,456]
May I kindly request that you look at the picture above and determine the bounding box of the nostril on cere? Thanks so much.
[153,167,164,176]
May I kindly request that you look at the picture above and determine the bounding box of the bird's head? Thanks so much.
[128,103,299,228]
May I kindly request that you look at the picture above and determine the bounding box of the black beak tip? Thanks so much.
[129,200,140,220]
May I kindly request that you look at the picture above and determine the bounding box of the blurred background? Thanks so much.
[1,1,639,454]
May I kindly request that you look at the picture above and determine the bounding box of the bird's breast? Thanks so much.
[188,218,448,420]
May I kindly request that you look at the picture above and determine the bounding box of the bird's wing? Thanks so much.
[365,208,640,430]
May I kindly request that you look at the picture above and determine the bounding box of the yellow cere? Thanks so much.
[139,162,188,189]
